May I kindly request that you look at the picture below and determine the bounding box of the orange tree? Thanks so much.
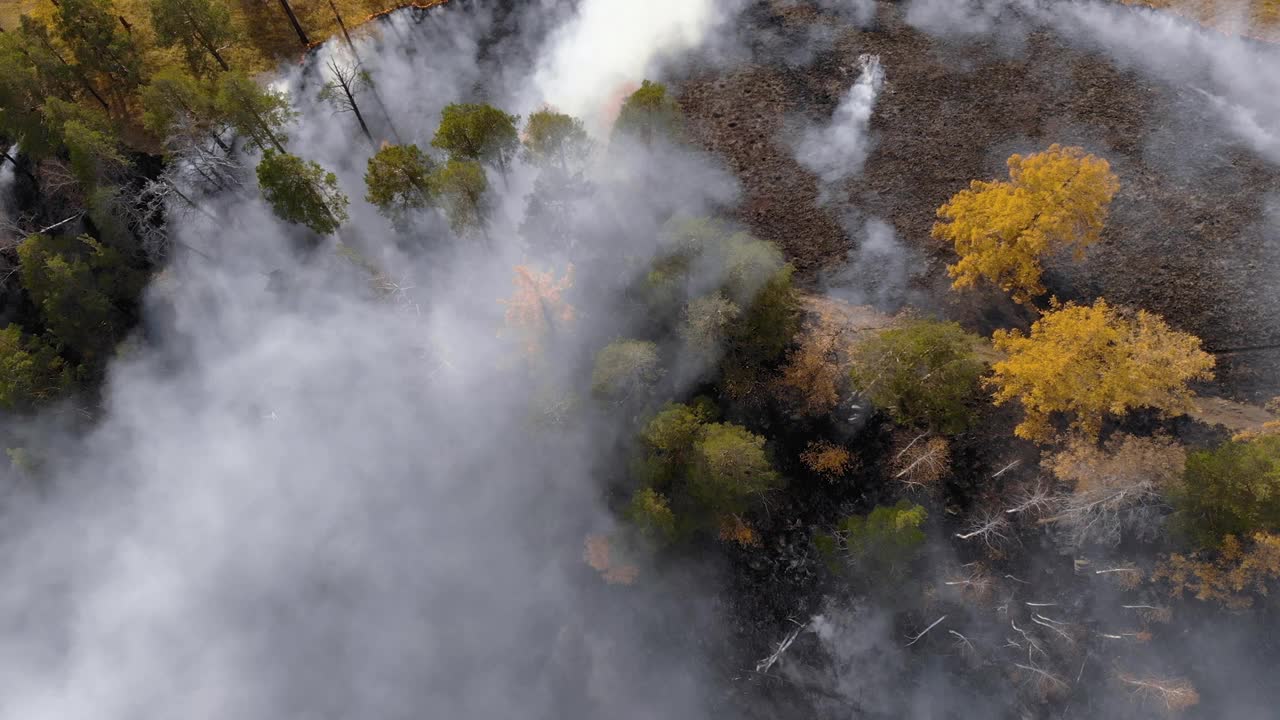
[989,298,1214,441]
[933,144,1119,305]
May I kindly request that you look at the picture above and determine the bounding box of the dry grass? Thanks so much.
[0,0,445,74]
[1124,0,1280,39]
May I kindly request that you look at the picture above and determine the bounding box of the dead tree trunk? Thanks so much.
[277,0,310,47]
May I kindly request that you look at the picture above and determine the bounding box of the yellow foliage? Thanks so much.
[933,144,1119,305]
[1151,532,1280,610]
[801,440,854,480]
[500,264,575,356]
[989,299,1214,441]
[718,515,761,547]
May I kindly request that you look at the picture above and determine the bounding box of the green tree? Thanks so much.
[364,143,436,225]
[613,80,682,144]
[18,233,144,364]
[0,34,55,161]
[850,318,986,433]
[1175,435,1280,548]
[432,158,489,236]
[431,103,520,178]
[523,109,590,169]
[591,339,662,400]
[215,71,293,152]
[41,98,127,186]
[680,292,741,359]
[638,401,715,487]
[149,0,236,74]
[819,500,928,578]
[689,422,781,518]
[627,487,676,544]
[256,150,349,235]
[0,325,73,410]
[15,15,111,113]
[54,0,145,96]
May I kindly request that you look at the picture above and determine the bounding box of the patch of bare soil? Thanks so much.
[679,0,1280,399]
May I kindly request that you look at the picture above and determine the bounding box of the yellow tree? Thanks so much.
[989,299,1214,441]
[933,144,1119,304]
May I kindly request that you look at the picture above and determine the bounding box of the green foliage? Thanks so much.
[680,292,741,359]
[149,0,236,75]
[0,32,58,157]
[689,422,781,517]
[627,487,676,544]
[1176,435,1280,547]
[850,318,985,433]
[215,71,294,151]
[591,339,662,400]
[42,99,127,186]
[640,401,713,481]
[613,80,682,144]
[431,158,489,235]
[364,143,436,225]
[256,150,349,235]
[0,325,73,410]
[821,500,928,578]
[54,0,145,93]
[522,109,590,169]
[17,233,143,365]
[140,66,218,139]
[431,103,520,175]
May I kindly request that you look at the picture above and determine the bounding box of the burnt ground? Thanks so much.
[678,0,1280,400]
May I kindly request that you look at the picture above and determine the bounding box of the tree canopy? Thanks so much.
[613,80,682,144]
[522,108,590,169]
[149,0,237,75]
[850,317,985,433]
[364,143,436,225]
[431,158,490,236]
[989,299,1214,441]
[256,150,350,235]
[591,339,662,401]
[933,144,1119,305]
[1174,435,1280,548]
[431,103,520,176]
[0,325,73,411]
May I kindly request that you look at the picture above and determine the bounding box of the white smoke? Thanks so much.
[795,54,885,189]
[528,0,741,130]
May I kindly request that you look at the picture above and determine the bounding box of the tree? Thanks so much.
[613,80,682,144]
[989,299,1214,441]
[18,233,144,365]
[215,71,293,152]
[591,339,662,401]
[1173,434,1280,547]
[688,422,781,518]
[1115,673,1200,712]
[1152,532,1280,610]
[318,57,373,143]
[431,103,520,178]
[364,143,436,225]
[523,108,590,170]
[850,317,985,433]
[890,431,951,492]
[1044,433,1184,546]
[819,500,927,578]
[499,264,575,356]
[149,0,236,75]
[14,15,111,113]
[775,305,851,418]
[432,158,489,236]
[801,440,854,481]
[275,0,311,47]
[54,0,145,96]
[0,34,58,161]
[41,98,128,187]
[626,487,676,544]
[0,325,73,410]
[680,292,740,360]
[255,150,349,235]
[933,144,1119,304]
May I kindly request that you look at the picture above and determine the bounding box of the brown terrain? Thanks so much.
[678,0,1280,401]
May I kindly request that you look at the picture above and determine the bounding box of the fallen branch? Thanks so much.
[905,615,947,646]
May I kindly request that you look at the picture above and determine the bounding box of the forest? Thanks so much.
[2,0,1280,718]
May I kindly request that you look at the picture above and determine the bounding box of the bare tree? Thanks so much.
[891,431,950,492]
[319,56,374,143]
[1041,434,1183,547]
[1117,673,1200,712]
[956,510,1011,552]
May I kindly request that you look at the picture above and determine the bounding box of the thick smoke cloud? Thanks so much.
[0,1,747,718]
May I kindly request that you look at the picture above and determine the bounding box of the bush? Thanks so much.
[1175,435,1280,547]
[0,325,73,410]
[819,500,928,578]
[689,422,782,517]
[627,487,676,544]
[850,318,984,433]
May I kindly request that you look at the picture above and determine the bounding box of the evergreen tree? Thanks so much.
[256,150,349,235]
[149,0,236,75]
